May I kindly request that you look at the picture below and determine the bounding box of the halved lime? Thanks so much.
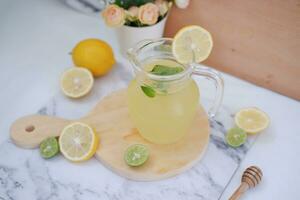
[226,127,247,148]
[40,137,59,159]
[124,144,149,167]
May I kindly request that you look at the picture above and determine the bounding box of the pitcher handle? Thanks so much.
[192,64,224,119]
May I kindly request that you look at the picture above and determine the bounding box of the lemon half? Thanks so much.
[59,122,99,162]
[60,67,94,98]
[235,108,270,134]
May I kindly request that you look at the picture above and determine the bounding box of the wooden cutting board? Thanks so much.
[10,89,210,181]
[165,0,300,100]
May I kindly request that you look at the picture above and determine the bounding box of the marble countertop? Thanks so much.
[0,0,300,199]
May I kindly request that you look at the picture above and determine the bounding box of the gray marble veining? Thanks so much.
[0,62,257,200]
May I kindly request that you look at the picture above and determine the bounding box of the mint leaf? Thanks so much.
[141,85,156,98]
[155,44,172,52]
[150,65,184,76]
[114,0,154,9]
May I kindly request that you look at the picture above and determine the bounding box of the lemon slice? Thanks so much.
[59,122,99,162]
[172,25,213,64]
[235,108,270,134]
[60,67,94,98]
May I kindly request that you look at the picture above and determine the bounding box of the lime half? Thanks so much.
[226,127,247,148]
[40,137,59,159]
[124,144,149,167]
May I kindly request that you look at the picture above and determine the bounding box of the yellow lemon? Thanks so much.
[172,25,213,64]
[59,122,99,162]
[72,39,116,76]
[235,107,270,134]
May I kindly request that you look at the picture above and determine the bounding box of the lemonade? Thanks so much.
[127,59,199,144]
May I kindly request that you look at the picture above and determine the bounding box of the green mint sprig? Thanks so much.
[150,65,184,76]
[114,0,154,9]
[141,65,184,98]
[141,85,156,98]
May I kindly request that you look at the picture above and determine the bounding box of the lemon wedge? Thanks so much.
[172,25,213,64]
[60,67,94,98]
[235,108,270,134]
[59,122,99,162]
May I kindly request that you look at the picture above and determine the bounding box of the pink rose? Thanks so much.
[126,6,139,21]
[138,3,159,25]
[128,6,139,18]
[102,4,125,27]
[155,0,164,6]
[175,0,190,9]
[155,0,170,16]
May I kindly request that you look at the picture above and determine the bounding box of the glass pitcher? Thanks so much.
[127,38,224,144]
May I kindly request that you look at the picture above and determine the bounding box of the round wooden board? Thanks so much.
[10,89,210,181]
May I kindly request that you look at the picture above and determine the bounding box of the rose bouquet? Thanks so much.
[101,0,190,54]
[102,0,190,27]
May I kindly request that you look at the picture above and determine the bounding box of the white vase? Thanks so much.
[115,15,168,55]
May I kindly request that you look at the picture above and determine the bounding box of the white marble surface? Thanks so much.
[0,0,299,199]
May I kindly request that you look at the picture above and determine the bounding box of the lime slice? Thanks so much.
[40,137,59,159]
[226,127,247,148]
[124,144,149,167]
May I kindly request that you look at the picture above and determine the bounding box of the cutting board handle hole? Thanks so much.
[25,125,35,133]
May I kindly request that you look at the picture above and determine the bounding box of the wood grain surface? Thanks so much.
[165,0,300,100]
[10,89,210,181]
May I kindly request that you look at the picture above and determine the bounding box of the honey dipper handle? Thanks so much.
[10,114,70,148]
[229,182,249,200]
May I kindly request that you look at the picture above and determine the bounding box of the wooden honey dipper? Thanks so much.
[229,166,263,200]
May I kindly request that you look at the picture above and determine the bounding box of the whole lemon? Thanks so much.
[72,39,116,76]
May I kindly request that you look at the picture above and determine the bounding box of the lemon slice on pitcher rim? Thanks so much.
[59,122,99,162]
[235,107,270,134]
[172,25,213,64]
[60,67,94,98]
